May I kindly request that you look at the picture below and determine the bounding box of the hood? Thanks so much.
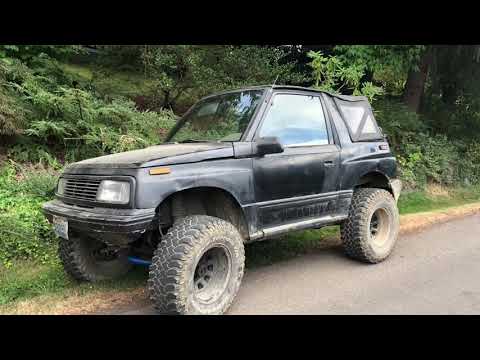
[66,142,234,170]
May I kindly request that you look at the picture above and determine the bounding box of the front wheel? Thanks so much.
[148,215,245,315]
[58,235,132,282]
[341,188,399,264]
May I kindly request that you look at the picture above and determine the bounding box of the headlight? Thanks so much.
[96,180,131,204]
[57,178,66,195]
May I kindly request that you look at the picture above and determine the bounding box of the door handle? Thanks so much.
[324,161,335,167]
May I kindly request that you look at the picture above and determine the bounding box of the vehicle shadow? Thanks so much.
[98,227,345,315]
[119,227,343,286]
[245,226,342,269]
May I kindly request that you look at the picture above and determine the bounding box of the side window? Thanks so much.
[335,99,381,141]
[258,94,329,147]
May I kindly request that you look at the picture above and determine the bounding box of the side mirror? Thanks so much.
[255,137,284,156]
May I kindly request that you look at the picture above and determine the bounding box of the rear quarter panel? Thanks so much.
[339,142,397,191]
[322,93,398,191]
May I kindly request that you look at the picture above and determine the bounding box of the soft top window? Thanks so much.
[334,98,383,142]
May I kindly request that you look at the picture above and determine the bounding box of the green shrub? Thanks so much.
[458,142,480,185]
[373,99,428,151]
[16,165,58,198]
[1,55,177,164]
[0,163,58,267]
[0,61,27,137]
[396,135,480,190]
[373,99,480,189]
[396,134,460,188]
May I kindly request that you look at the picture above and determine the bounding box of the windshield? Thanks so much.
[167,89,265,143]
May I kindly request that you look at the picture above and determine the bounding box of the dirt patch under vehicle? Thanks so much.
[3,287,147,315]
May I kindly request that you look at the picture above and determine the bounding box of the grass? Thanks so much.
[2,185,480,313]
[398,185,480,215]
[0,260,148,309]
[60,63,94,81]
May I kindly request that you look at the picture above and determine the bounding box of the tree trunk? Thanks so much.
[403,48,433,113]
[162,90,171,109]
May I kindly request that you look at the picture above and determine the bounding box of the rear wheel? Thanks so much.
[58,235,132,282]
[148,215,245,315]
[341,188,399,263]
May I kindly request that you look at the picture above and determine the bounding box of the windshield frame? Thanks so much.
[164,87,268,143]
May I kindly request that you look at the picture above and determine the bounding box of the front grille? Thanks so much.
[63,177,101,202]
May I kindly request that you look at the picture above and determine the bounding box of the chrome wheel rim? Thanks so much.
[192,246,231,305]
[369,208,390,247]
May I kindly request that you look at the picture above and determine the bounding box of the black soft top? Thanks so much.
[270,85,369,103]
[206,85,369,103]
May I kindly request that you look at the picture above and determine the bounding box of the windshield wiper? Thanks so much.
[178,139,208,143]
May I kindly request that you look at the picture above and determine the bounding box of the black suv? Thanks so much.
[43,85,402,315]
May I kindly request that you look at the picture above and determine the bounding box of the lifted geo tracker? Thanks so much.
[43,85,402,315]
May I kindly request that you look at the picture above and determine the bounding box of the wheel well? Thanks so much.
[355,172,393,196]
[157,187,249,240]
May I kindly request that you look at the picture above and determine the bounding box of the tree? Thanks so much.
[307,50,383,102]
[403,47,433,113]
[427,45,480,106]
[334,45,427,111]
[421,45,480,138]
[140,45,305,111]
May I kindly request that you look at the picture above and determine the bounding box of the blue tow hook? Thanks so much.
[127,256,152,267]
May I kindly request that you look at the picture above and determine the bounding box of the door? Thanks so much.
[252,93,341,228]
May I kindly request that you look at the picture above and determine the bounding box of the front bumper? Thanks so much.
[42,200,157,246]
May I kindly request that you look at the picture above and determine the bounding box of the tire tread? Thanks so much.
[148,215,245,315]
[341,188,398,264]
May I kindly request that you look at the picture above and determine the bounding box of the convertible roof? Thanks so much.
[208,85,368,103]
[271,85,368,102]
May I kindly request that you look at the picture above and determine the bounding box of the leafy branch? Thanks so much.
[307,51,384,102]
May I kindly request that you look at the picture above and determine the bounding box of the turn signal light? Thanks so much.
[149,167,171,175]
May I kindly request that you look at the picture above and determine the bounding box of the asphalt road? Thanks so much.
[108,214,480,315]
